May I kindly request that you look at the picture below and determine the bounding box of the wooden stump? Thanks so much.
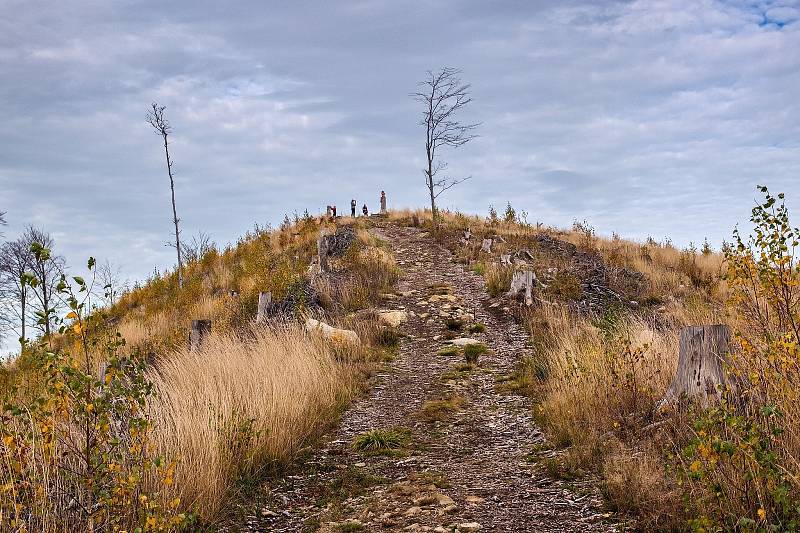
[500,254,512,265]
[481,238,493,253]
[190,319,211,352]
[256,291,272,323]
[660,325,735,408]
[507,270,537,306]
[317,229,331,273]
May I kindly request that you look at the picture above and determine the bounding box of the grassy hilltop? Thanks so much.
[2,194,799,531]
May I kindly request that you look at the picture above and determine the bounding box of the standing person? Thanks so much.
[380,191,387,214]
[332,205,337,218]
[326,205,332,218]
[362,204,369,216]
[351,198,357,217]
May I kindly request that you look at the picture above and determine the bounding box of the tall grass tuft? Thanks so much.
[149,326,354,519]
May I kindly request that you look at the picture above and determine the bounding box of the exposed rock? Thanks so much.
[404,506,423,517]
[305,318,360,344]
[448,337,480,347]
[464,495,485,504]
[458,523,482,532]
[435,494,455,507]
[379,310,408,327]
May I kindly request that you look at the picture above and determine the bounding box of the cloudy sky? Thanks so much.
[1,0,799,284]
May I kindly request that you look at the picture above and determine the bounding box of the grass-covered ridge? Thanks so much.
[0,214,401,530]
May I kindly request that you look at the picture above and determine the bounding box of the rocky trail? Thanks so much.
[239,225,616,532]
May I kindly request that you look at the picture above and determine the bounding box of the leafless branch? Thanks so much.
[412,67,479,221]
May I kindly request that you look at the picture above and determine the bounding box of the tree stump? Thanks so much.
[317,229,331,273]
[500,254,512,265]
[256,291,272,323]
[507,270,537,306]
[190,319,211,352]
[660,325,736,408]
[481,238,493,253]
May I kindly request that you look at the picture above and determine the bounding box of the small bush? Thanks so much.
[352,428,407,455]
[463,343,488,365]
[468,322,486,334]
[437,345,460,357]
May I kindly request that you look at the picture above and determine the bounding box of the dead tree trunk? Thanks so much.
[481,239,493,253]
[317,229,331,273]
[660,325,735,408]
[507,270,537,306]
[256,291,272,323]
[190,319,211,352]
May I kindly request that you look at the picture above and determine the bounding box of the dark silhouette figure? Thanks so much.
[362,204,369,216]
[351,199,357,217]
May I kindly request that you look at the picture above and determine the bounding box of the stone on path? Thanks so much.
[448,337,481,347]
[379,310,408,327]
[458,523,482,532]
[305,317,360,344]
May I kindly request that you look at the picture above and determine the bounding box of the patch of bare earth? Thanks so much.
[235,225,616,532]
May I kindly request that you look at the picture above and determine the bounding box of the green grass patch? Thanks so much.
[437,345,460,357]
[470,262,486,275]
[463,343,488,364]
[419,395,464,422]
[467,322,486,334]
[352,428,409,455]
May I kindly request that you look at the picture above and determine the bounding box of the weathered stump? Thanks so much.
[507,270,537,306]
[190,319,211,352]
[317,229,331,273]
[481,239,493,253]
[500,254,512,265]
[660,325,735,408]
[256,291,272,323]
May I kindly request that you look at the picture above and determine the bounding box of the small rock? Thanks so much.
[404,506,423,516]
[441,504,458,514]
[354,462,366,467]
[435,493,455,507]
[260,508,277,517]
[379,310,408,327]
[434,527,450,533]
[458,523,482,532]
[464,495,485,504]
[449,337,480,347]
[414,494,438,506]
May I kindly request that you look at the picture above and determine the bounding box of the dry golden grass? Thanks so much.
[149,326,354,520]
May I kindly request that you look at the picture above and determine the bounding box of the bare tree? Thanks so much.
[0,211,6,236]
[413,67,479,222]
[180,230,215,263]
[147,102,184,288]
[22,226,65,337]
[0,237,32,343]
[95,259,128,307]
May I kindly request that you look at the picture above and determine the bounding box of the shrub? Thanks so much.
[680,186,800,530]
[0,251,190,532]
[468,322,486,334]
[463,343,488,365]
[352,428,407,455]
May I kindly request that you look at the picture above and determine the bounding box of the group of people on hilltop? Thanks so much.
[327,191,387,220]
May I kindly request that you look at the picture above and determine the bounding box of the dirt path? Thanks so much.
[239,225,616,532]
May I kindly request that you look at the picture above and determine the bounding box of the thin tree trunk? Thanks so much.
[20,286,26,342]
[162,133,183,288]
